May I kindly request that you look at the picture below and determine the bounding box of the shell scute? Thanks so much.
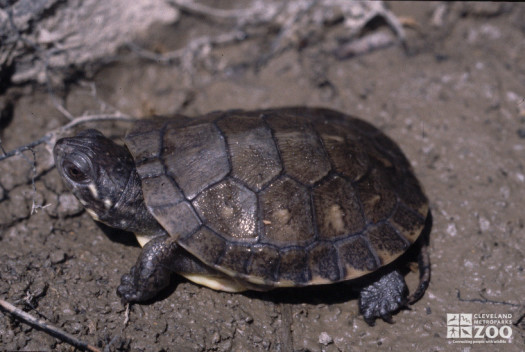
[217,114,282,191]
[259,176,314,246]
[162,122,230,200]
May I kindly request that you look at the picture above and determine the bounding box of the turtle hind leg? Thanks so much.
[117,235,179,304]
[407,239,431,304]
[408,211,432,304]
[358,269,408,326]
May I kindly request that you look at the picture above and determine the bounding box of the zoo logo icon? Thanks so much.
[447,314,472,338]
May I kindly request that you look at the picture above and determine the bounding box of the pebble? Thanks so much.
[318,332,333,345]
[212,332,221,344]
[50,250,66,264]
[57,193,84,217]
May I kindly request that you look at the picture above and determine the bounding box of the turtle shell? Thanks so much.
[124,107,428,287]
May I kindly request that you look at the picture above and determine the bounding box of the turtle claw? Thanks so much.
[117,269,144,304]
[380,312,394,324]
[359,270,408,326]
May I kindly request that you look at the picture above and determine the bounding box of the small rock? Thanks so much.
[262,340,271,350]
[211,331,221,344]
[218,339,232,351]
[7,186,32,220]
[69,322,84,334]
[0,157,33,191]
[50,250,66,264]
[319,332,333,345]
[478,217,490,232]
[244,314,254,324]
[57,193,84,217]
[447,223,457,237]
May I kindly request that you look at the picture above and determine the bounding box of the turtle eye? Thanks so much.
[62,156,92,183]
[66,164,87,182]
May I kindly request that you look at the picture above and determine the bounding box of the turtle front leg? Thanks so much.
[358,269,408,325]
[117,235,178,303]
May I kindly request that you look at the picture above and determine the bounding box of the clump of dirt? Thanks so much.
[1,2,524,351]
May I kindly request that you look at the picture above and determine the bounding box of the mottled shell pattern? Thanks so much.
[124,107,428,287]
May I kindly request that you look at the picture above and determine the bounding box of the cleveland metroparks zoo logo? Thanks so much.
[447,313,513,345]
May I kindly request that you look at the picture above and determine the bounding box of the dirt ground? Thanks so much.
[0,1,524,351]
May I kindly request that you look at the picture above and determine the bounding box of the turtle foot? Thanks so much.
[117,235,177,304]
[117,267,159,304]
[358,270,408,326]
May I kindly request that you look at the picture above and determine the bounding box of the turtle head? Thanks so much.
[54,129,152,233]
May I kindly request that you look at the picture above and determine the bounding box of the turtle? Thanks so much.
[53,107,431,324]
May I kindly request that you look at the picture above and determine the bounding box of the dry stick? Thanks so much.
[168,0,271,20]
[0,135,48,162]
[128,29,246,64]
[0,298,101,352]
[0,114,138,162]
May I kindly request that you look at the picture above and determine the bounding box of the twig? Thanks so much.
[78,81,115,113]
[0,135,50,162]
[127,29,246,64]
[123,303,130,326]
[1,138,50,214]
[25,148,49,214]
[0,113,138,163]
[0,298,101,352]
[168,0,279,23]
[57,114,137,136]
[45,68,76,121]
[336,31,399,59]
[169,0,258,19]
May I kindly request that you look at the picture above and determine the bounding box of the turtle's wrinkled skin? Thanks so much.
[54,107,431,325]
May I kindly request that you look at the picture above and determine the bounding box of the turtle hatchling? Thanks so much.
[54,107,431,324]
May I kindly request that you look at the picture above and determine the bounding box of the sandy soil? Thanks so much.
[0,2,524,351]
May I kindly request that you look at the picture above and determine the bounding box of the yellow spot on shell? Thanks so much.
[327,204,345,233]
[365,194,381,208]
[221,205,234,218]
[322,134,344,143]
[275,208,291,224]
